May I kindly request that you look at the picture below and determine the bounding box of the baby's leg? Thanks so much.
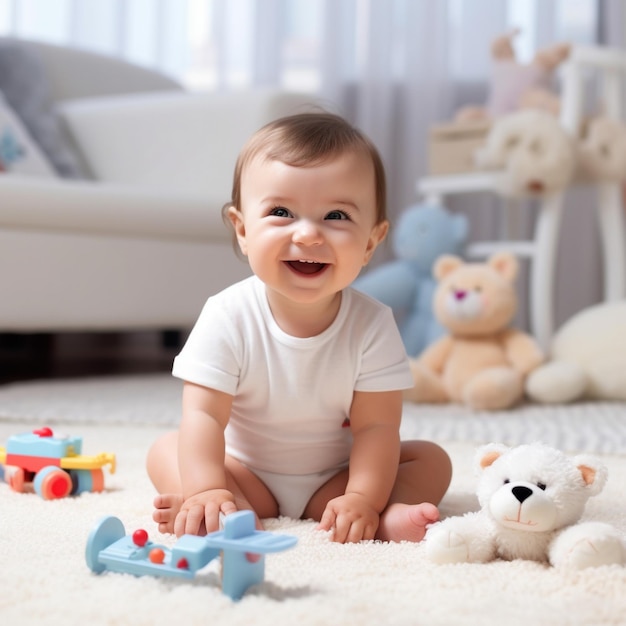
[377,440,452,542]
[304,440,451,542]
[146,431,279,535]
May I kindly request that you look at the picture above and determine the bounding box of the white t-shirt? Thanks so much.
[172,276,413,475]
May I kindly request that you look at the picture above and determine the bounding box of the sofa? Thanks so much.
[0,38,317,332]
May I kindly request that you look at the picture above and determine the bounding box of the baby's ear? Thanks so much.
[227,206,248,255]
[364,220,389,264]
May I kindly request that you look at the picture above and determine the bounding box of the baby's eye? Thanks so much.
[325,210,351,221]
[269,206,292,218]
[537,482,547,491]
[503,479,510,484]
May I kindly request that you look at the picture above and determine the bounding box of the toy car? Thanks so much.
[0,426,116,499]
[86,510,298,600]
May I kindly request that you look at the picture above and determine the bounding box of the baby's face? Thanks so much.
[229,150,387,308]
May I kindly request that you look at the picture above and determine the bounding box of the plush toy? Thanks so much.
[403,252,544,410]
[456,30,570,122]
[526,300,626,404]
[424,442,626,569]
[577,116,626,183]
[353,202,468,357]
[474,108,576,197]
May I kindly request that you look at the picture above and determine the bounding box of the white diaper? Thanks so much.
[250,465,348,519]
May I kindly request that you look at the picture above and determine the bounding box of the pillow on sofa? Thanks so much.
[0,92,56,176]
[59,89,317,196]
[0,38,85,178]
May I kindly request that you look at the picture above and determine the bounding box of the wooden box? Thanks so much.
[428,120,490,175]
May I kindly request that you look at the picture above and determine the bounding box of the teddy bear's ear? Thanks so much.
[475,443,509,471]
[573,454,608,496]
[488,252,518,282]
[434,255,463,280]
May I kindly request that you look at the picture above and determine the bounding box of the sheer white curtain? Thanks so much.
[0,0,603,211]
[1,0,622,326]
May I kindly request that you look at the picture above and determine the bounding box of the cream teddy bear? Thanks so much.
[424,442,626,569]
[474,108,576,197]
[404,252,544,410]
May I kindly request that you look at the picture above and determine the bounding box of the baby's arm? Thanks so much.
[318,390,402,543]
[176,381,236,536]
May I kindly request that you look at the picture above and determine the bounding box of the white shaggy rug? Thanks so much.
[1,375,626,626]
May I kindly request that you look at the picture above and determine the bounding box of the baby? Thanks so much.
[147,111,452,543]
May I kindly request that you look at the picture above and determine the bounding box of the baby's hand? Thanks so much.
[317,493,380,543]
[175,489,237,536]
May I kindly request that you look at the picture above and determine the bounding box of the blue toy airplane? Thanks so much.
[86,510,297,600]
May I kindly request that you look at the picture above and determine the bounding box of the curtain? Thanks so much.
[1,0,622,329]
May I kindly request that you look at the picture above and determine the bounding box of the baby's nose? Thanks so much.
[293,220,323,245]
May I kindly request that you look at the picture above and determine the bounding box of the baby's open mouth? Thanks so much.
[286,260,327,275]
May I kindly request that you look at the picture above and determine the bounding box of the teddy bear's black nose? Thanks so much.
[512,485,533,503]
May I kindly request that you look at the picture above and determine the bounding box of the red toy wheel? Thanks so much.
[34,466,73,499]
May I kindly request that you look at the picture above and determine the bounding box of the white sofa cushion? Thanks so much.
[0,93,56,177]
[0,176,230,243]
[58,89,317,198]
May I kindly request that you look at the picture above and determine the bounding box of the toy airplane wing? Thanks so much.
[203,510,298,554]
[205,528,298,553]
[61,452,116,473]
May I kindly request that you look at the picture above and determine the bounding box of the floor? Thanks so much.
[0,331,181,384]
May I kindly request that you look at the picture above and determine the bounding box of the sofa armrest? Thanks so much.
[0,177,230,243]
[59,89,318,196]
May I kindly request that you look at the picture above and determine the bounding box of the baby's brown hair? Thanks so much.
[222,112,387,227]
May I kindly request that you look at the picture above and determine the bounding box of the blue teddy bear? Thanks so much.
[353,202,468,357]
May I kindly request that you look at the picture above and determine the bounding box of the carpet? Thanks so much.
[1,375,625,626]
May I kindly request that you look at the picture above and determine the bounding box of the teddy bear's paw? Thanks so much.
[463,367,523,411]
[559,536,625,570]
[551,523,626,569]
[424,529,470,564]
[404,361,449,404]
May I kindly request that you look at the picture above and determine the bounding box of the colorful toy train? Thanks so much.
[0,426,116,499]
[86,510,298,600]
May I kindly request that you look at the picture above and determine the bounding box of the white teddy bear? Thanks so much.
[475,109,576,197]
[425,442,625,569]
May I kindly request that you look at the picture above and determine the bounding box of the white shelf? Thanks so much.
[417,171,504,197]
[467,241,536,259]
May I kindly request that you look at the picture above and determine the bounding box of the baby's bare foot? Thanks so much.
[377,502,440,543]
[152,493,184,534]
